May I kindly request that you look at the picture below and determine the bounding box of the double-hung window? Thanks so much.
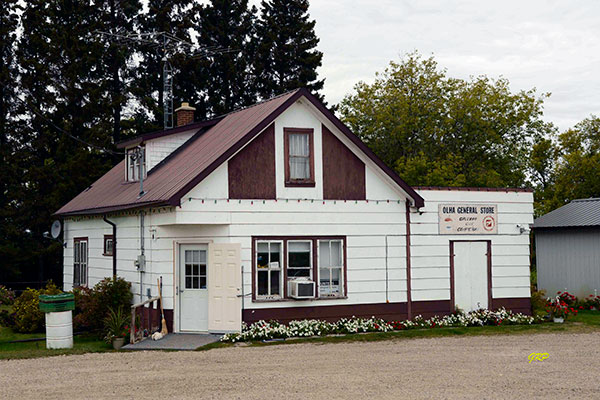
[73,238,88,287]
[256,241,283,299]
[284,128,314,186]
[287,241,312,280]
[254,237,346,301]
[103,235,114,256]
[318,240,344,297]
[126,146,146,182]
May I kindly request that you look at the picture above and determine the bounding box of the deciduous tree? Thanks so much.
[339,52,551,188]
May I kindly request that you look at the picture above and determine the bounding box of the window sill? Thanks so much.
[253,296,347,303]
[285,180,315,188]
[253,298,287,303]
[103,253,113,257]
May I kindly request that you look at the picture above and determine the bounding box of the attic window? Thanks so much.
[126,146,146,182]
[284,128,314,187]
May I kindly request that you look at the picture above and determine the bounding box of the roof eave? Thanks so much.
[54,200,169,217]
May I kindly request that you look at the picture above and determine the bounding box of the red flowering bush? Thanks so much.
[546,297,578,319]
[556,291,577,307]
[583,294,600,310]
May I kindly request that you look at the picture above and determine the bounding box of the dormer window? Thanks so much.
[126,146,146,182]
[284,128,314,187]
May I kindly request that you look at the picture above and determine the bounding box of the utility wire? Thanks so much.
[0,80,125,155]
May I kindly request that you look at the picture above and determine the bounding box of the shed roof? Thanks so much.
[56,88,424,216]
[533,198,600,229]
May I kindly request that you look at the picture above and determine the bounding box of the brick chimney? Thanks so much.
[174,102,196,127]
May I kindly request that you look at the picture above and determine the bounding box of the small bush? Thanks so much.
[0,309,15,327]
[531,289,548,318]
[581,294,600,310]
[73,277,133,332]
[12,282,61,333]
[0,285,16,306]
[103,306,129,343]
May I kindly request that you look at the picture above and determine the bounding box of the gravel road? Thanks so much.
[1,332,599,399]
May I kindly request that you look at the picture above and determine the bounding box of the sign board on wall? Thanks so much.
[439,204,498,235]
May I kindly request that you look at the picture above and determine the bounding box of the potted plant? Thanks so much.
[104,306,128,350]
[546,297,577,323]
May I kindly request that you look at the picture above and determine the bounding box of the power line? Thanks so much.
[96,30,236,130]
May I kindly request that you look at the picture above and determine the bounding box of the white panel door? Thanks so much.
[179,244,208,332]
[208,243,242,333]
[454,242,489,311]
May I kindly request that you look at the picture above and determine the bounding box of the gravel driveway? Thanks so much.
[1,332,599,399]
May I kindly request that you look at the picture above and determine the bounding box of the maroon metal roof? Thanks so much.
[56,88,425,216]
[414,186,533,193]
[116,117,223,149]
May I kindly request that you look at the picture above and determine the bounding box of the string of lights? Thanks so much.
[187,197,406,205]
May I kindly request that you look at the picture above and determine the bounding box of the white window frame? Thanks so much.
[318,239,344,298]
[288,132,311,180]
[73,238,88,287]
[183,249,207,290]
[286,240,313,281]
[126,146,146,182]
[103,235,114,256]
[255,240,283,300]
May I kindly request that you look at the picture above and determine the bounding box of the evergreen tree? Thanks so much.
[134,0,194,129]
[191,0,258,117]
[93,0,142,144]
[255,0,323,99]
[0,0,22,281]
[14,0,116,284]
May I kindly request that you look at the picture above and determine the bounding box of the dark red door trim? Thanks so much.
[405,200,413,319]
[449,240,493,312]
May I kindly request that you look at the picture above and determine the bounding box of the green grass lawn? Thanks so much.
[2,311,599,358]
[198,310,600,350]
[0,326,112,361]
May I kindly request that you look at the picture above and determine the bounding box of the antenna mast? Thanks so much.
[97,30,234,130]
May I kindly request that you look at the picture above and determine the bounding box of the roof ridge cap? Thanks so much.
[216,89,301,118]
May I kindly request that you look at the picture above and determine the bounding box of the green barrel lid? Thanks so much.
[39,293,75,312]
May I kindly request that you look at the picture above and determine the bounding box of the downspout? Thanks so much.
[140,210,145,302]
[405,200,413,320]
[103,215,117,278]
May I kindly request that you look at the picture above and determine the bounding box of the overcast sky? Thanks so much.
[303,0,600,130]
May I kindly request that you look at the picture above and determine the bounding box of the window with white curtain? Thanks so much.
[287,131,312,181]
[318,240,344,297]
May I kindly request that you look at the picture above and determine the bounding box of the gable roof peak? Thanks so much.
[56,88,424,215]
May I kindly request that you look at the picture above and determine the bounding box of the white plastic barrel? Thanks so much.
[45,310,73,349]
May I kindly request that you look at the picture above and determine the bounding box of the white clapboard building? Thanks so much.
[55,89,534,333]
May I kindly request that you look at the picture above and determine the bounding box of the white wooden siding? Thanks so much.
[411,189,533,301]
[146,129,196,171]
[62,100,534,320]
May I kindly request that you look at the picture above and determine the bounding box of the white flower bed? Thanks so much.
[221,308,539,343]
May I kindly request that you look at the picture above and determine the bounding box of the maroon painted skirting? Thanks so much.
[243,298,531,324]
[244,302,408,325]
[491,297,532,316]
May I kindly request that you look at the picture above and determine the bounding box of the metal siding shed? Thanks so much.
[534,198,600,298]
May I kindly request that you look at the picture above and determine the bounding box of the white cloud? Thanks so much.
[309,0,600,129]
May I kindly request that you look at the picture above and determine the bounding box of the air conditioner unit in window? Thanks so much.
[288,279,315,299]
